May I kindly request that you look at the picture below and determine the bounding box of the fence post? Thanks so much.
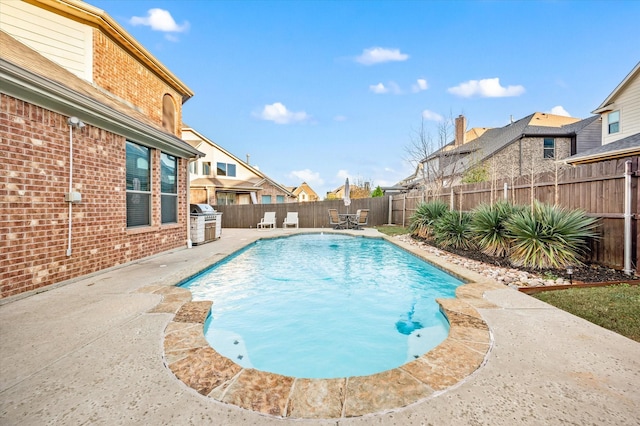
[402,195,406,227]
[388,195,393,225]
[450,186,454,210]
[504,182,508,201]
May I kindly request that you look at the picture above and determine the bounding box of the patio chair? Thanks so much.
[352,209,369,230]
[283,211,299,229]
[328,208,347,229]
[257,211,276,229]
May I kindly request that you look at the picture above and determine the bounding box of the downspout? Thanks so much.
[623,160,633,275]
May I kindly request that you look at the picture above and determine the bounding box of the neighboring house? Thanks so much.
[404,112,602,190]
[0,0,202,298]
[182,127,296,205]
[592,62,640,146]
[287,182,320,202]
[328,183,371,199]
[566,62,640,165]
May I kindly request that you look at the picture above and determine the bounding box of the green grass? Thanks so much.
[533,284,640,342]
[374,225,409,237]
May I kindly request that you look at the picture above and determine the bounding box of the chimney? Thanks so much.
[246,154,250,164]
[455,115,466,147]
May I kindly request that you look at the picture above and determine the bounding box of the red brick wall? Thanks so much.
[92,30,183,136]
[0,94,189,298]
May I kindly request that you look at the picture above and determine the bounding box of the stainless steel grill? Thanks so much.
[190,204,222,245]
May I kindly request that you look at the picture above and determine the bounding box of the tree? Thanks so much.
[404,113,463,197]
[371,186,384,197]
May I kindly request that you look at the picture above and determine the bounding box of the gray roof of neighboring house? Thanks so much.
[564,133,640,164]
[436,114,599,176]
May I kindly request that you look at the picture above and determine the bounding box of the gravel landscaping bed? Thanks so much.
[395,235,636,288]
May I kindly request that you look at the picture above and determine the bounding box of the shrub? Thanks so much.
[409,200,449,239]
[433,210,475,250]
[505,201,599,269]
[471,202,524,257]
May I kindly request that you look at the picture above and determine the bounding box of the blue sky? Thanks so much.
[89,0,640,198]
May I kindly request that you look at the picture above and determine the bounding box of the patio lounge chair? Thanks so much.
[328,208,347,229]
[257,211,276,229]
[283,212,299,228]
[352,209,369,229]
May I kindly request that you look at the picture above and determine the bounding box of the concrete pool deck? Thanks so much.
[1,228,639,425]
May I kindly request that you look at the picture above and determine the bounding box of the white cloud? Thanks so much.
[412,78,428,92]
[422,109,443,122]
[448,78,525,98]
[369,81,402,94]
[355,47,409,65]
[130,9,189,33]
[337,170,350,180]
[369,83,388,94]
[254,102,309,124]
[334,115,347,122]
[289,169,324,186]
[549,105,571,116]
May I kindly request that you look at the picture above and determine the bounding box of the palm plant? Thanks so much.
[471,202,525,257]
[409,200,449,239]
[505,201,599,269]
[433,210,475,250]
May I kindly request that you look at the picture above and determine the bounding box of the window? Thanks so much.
[161,153,177,223]
[276,195,285,203]
[608,110,620,134]
[202,162,211,176]
[262,195,272,204]
[126,141,151,227]
[216,192,236,205]
[543,138,555,159]
[189,161,197,174]
[216,162,237,177]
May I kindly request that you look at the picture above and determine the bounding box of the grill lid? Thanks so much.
[190,203,216,214]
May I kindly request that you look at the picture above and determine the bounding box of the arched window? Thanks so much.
[162,94,176,134]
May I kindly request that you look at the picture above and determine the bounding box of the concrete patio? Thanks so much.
[1,228,638,425]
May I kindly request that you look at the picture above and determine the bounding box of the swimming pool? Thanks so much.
[181,233,463,379]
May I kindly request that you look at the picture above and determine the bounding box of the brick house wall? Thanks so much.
[92,31,183,136]
[479,136,573,178]
[0,94,189,298]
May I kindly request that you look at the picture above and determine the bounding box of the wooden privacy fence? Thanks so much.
[390,157,638,271]
[214,196,389,229]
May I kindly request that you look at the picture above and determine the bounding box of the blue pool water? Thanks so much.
[181,234,463,379]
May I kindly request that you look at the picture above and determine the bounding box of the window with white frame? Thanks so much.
[217,162,237,177]
[543,138,555,159]
[202,162,211,176]
[216,192,235,205]
[161,153,177,224]
[608,110,620,134]
[262,195,272,204]
[276,195,284,203]
[126,141,151,227]
[189,161,197,174]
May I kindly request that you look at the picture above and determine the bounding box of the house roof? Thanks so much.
[564,132,640,165]
[0,30,202,159]
[437,113,592,176]
[190,177,264,191]
[593,61,640,114]
[24,0,194,102]
[182,126,295,197]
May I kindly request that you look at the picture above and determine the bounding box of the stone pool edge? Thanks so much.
[145,233,505,419]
